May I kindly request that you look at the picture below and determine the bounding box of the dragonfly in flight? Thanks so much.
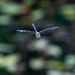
[17,23,59,39]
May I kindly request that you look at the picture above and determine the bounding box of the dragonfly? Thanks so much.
[17,23,59,39]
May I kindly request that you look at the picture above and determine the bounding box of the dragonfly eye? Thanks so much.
[36,35,41,39]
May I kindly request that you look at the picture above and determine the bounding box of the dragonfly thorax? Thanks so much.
[35,32,41,39]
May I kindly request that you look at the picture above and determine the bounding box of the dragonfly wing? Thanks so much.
[17,29,35,34]
[39,26,59,35]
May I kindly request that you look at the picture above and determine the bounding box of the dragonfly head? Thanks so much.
[36,32,41,39]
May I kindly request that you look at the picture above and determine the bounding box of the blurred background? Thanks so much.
[0,0,75,75]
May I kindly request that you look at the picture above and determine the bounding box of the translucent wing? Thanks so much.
[17,29,35,34]
[39,26,59,35]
